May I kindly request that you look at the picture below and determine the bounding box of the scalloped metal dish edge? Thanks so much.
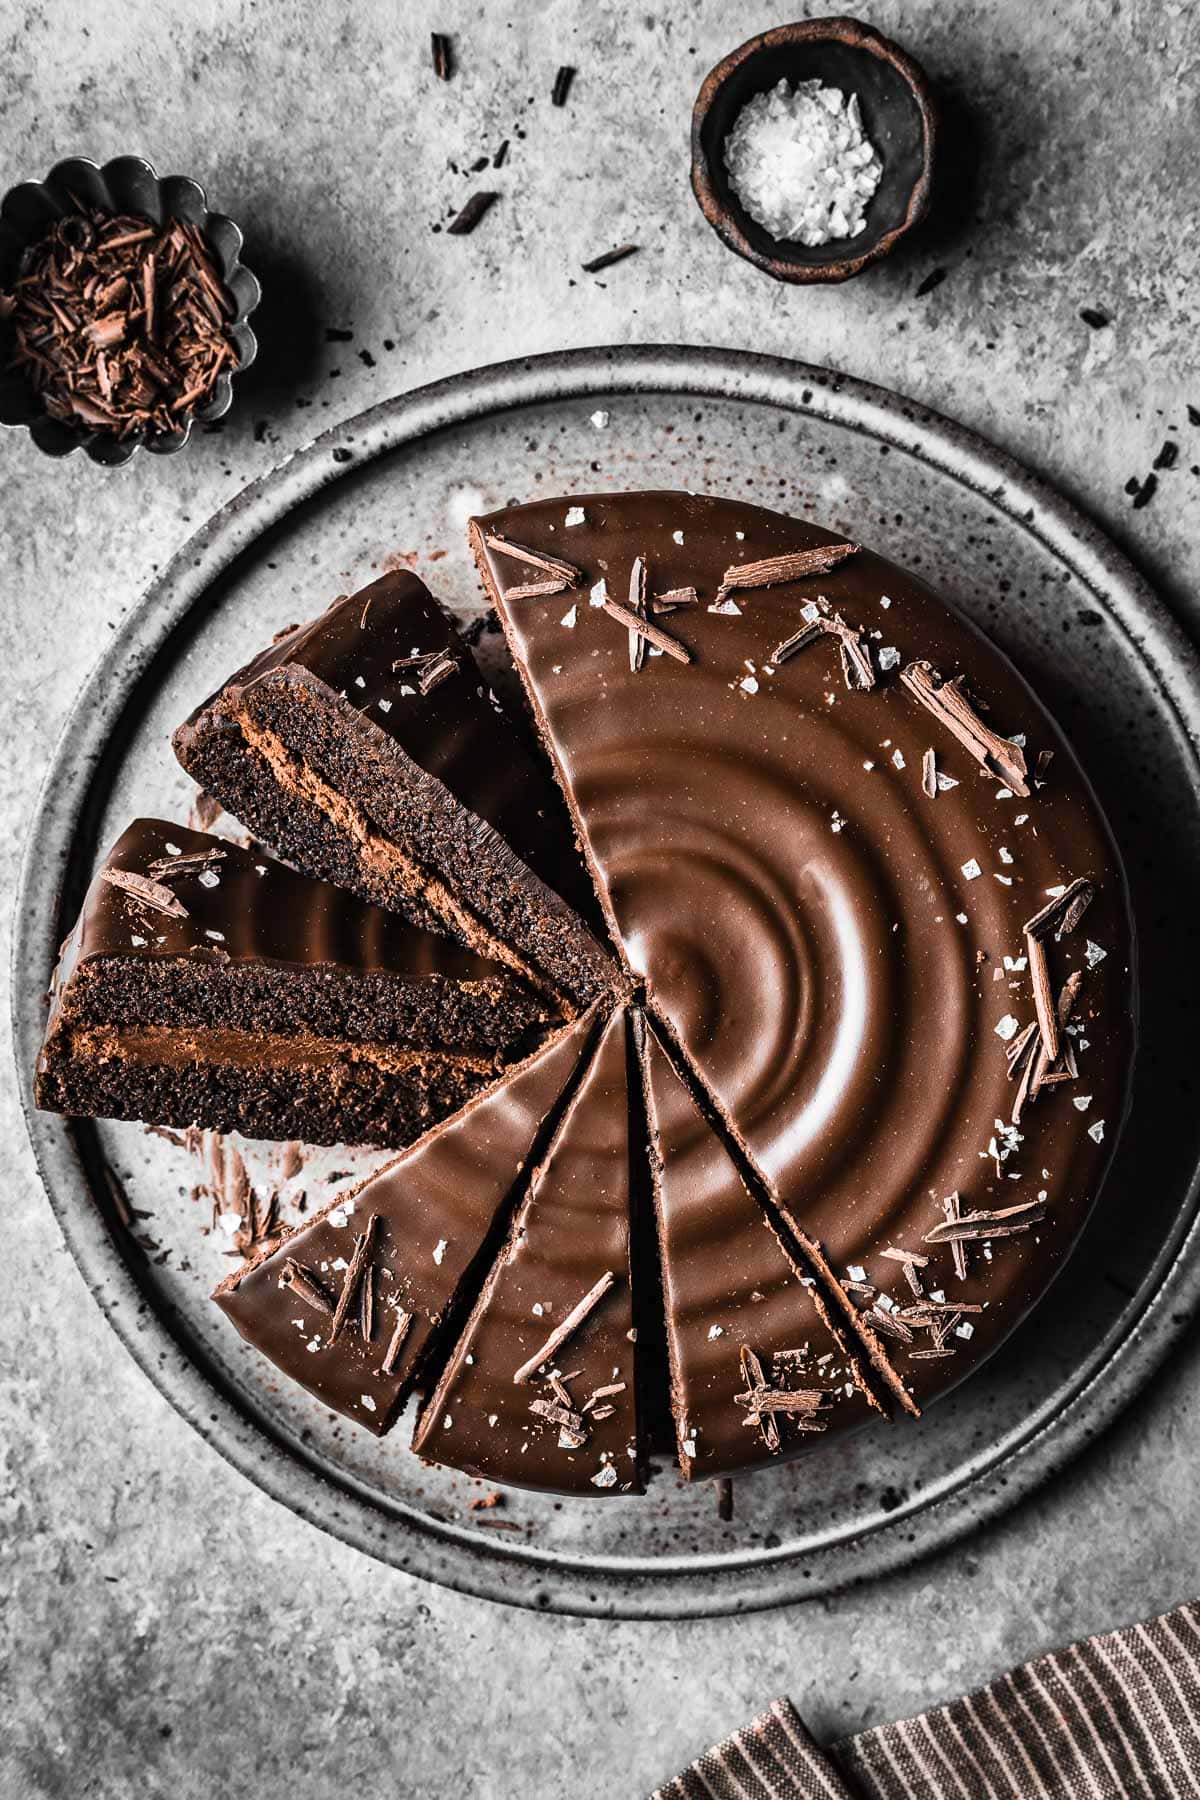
[12,346,1200,1618]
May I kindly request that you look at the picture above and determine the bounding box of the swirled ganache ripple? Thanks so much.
[471,490,1136,1421]
[35,819,554,1148]
[172,570,619,1011]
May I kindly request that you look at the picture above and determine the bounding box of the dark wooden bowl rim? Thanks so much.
[690,16,937,285]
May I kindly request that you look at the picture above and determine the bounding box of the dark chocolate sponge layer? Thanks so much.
[36,819,549,1149]
[173,571,619,1011]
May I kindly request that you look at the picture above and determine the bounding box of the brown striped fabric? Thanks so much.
[654,1599,1200,1799]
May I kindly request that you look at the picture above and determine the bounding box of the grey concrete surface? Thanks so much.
[3,2,1200,1795]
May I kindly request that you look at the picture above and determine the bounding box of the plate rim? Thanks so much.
[14,343,1200,1619]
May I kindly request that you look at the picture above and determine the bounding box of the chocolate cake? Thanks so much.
[36,820,552,1147]
[413,1007,642,1494]
[637,1019,882,1478]
[172,570,616,1010]
[470,490,1136,1425]
[213,1005,602,1434]
[43,489,1136,1495]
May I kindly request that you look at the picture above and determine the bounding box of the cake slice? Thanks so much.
[172,570,616,1010]
[212,1006,603,1435]
[413,1007,642,1495]
[36,819,552,1147]
[636,1019,882,1480]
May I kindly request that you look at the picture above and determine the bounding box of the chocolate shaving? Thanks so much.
[511,1271,615,1384]
[447,192,500,236]
[551,64,575,106]
[866,1307,915,1345]
[942,1190,968,1280]
[771,620,824,664]
[627,555,647,673]
[922,748,938,798]
[581,243,639,274]
[652,587,699,614]
[380,1307,414,1375]
[1025,933,1060,1065]
[431,31,453,79]
[4,207,236,440]
[899,661,1030,796]
[468,1491,503,1511]
[329,1214,379,1344]
[529,1397,586,1432]
[504,579,574,601]
[736,1345,779,1451]
[253,1188,279,1244]
[880,1247,930,1269]
[482,532,580,588]
[1024,878,1095,943]
[146,848,226,880]
[768,605,873,688]
[282,1259,334,1316]
[716,1478,734,1521]
[827,614,876,690]
[101,866,189,919]
[602,593,691,666]
[1005,1021,1039,1074]
[719,543,858,600]
[924,1199,1047,1246]
[743,1388,829,1416]
[227,1149,253,1250]
[1028,970,1085,1102]
[359,1261,375,1343]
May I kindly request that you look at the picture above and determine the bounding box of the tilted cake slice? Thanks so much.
[413,1007,642,1495]
[213,1006,602,1435]
[36,820,553,1147]
[471,491,1135,1425]
[636,1018,881,1480]
[172,570,616,1010]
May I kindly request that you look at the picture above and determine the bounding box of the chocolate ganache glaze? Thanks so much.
[214,1006,602,1435]
[472,491,1136,1419]
[414,1007,642,1494]
[638,1017,882,1478]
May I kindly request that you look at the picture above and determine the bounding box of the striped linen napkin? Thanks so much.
[654,1598,1200,1798]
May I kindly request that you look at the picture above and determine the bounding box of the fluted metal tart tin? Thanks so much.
[0,154,260,464]
[14,346,1200,1618]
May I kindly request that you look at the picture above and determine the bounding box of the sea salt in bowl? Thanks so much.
[691,17,937,285]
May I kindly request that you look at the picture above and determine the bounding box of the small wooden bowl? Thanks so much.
[691,17,937,285]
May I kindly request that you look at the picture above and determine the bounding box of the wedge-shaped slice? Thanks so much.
[35,820,552,1147]
[414,1007,641,1495]
[637,1021,881,1480]
[173,571,616,1010]
[212,1007,601,1435]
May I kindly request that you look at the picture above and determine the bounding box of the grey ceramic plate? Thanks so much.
[14,347,1200,1619]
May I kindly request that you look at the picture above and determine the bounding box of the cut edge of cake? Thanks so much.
[172,573,621,1015]
[35,818,554,1149]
